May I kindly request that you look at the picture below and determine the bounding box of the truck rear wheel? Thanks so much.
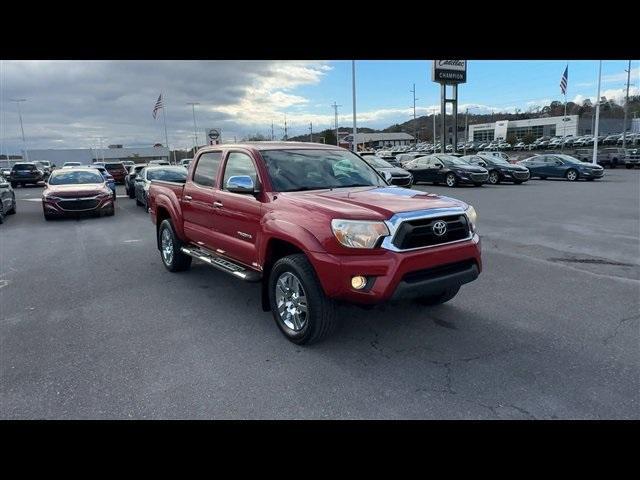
[415,286,460,306]
[268,254,336,345]
[158,219,192,272]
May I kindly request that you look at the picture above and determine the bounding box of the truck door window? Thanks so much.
[223,152,257,190]
[193,151,222,187]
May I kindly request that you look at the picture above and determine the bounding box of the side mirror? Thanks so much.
[436,164,443,169]
[381,171,393,183]
[226,175,257,194]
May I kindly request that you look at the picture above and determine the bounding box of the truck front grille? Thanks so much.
[391,214,471,250]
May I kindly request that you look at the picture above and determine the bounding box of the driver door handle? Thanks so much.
[184,195,192,201]
[213,201,223,208]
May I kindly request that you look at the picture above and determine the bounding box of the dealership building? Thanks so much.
[467,114,628,142]
[342,132,415,149]
[23,145,171,166]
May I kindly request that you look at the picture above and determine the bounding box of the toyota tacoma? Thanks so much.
[148,143,482,344]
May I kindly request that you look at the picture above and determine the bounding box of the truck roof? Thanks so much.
[202,141,344,152]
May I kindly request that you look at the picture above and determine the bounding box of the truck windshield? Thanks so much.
[261,149,386,192]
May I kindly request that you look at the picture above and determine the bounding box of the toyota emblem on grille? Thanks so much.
[432,220,447,236]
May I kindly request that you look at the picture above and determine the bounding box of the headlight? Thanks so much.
[465,205,478,233]
[331,219,389,249]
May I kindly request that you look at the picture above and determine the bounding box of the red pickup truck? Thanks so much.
[148,142,482,344]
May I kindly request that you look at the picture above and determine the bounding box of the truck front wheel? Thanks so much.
[158,219,192,272]
[268,254,336,345]
[415,286,460,306]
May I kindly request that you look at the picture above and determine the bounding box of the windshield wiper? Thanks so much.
[336,184,373,188]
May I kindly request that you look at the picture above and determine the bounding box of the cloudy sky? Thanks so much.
[1,60,638,154]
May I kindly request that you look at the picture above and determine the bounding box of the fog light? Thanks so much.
[351,276,367,290]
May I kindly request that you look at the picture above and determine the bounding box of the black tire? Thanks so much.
[445,173,457,188]
[626,164,632,169]
[415,286,460,306]
[473,182,483,187]
[487,170,501,185]
[10,182,17,188]
[44,212,54,221]
[158,219,192,272]
[586,178,595,181]
[135,195,143,206]
[565,168,579,181]
[105,206,115,216]
[128,187,135,199]
[514,180,523,185]
[0,210,4,224]
[611,159,617,169]
[540,175,547,180]
[268,254,336,345]
[7,199,16,214]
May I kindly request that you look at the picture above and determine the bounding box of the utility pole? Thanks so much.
[309,122,313,143]
[187,102,200,153]
[464,108,469,155]
[10,99,28,161]
[271,121,274,141]
[331,102,341,146]
[622,60,631,150]
[284,114,288,140]
[592,61,602,165]
[410,83,418,145]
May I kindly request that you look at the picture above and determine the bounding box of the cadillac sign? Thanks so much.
[432,60,467,84]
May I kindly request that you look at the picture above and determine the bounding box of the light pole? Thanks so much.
[622,60,631,150]
[331,102,341,146]
[187,102,200,155]
[592,61,602,165]
[352,60,357,152]
[10,99,28,161]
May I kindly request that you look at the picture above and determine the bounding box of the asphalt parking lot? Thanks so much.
[1,171,638,419]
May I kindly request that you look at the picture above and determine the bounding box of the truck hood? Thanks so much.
[278,186,468,220]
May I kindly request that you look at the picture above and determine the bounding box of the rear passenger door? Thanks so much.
[182,151,223,250]
[212,150,263,268]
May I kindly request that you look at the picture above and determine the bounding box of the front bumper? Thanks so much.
[307,234,482,305]
[391,175,413,187]
[579,169,604,178]
[458,173,489,184]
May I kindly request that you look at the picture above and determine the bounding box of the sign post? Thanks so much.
[206,128,221,145]
[432,60,467,153]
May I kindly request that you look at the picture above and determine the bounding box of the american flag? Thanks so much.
[152,94,163,119]
[560,65,568,95]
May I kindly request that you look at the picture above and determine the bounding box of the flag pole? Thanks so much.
[161,92,173,164]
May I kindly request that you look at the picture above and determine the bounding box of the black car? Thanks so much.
[518,154,604,181]
[134,166,188,209]
[363,156,413,187]
[124,163,147,198]
[0,175,17,224]
[461,155,530,184]
[405,154,489,187]
[9,162,45,187]
[377,155,401,168]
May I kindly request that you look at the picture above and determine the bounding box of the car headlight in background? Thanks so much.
[331,219,390,249]
[465,205,478,233]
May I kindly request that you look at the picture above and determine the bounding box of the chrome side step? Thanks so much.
[180,246,262,282]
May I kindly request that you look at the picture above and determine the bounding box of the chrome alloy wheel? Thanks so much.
[446,174,456,187]
[567,170,578,181]
[489,171,500,184]
[161,228,174,265]
[275,272,308,331]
